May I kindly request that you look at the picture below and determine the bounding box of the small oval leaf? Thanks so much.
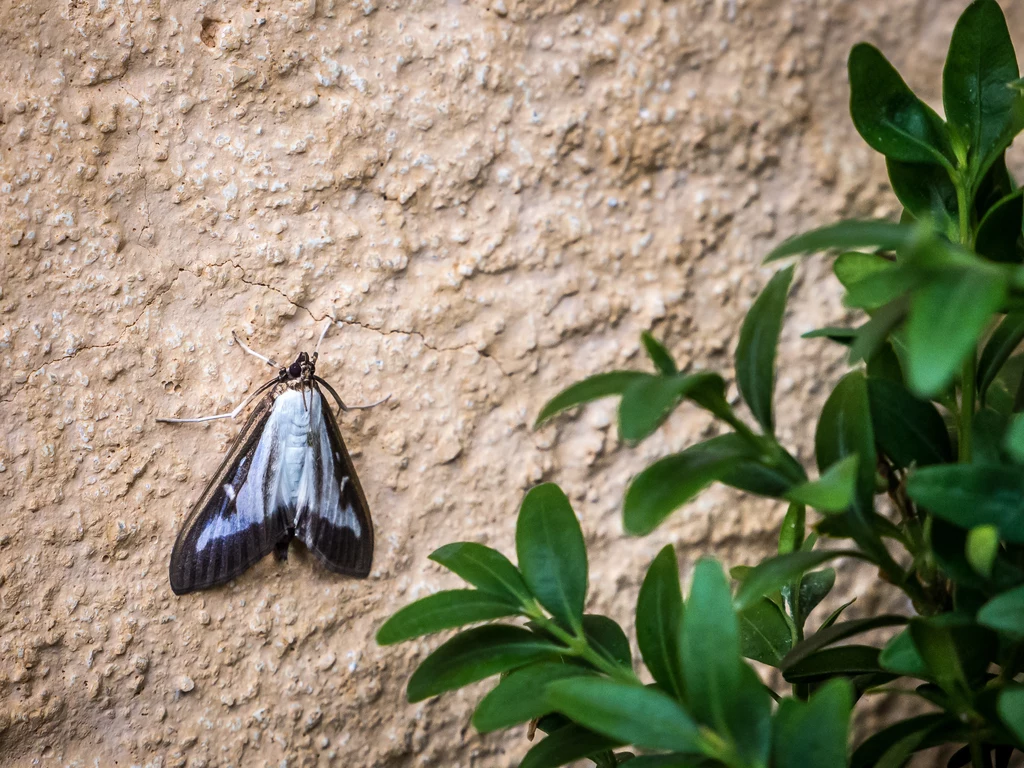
[516,484,588,629]
[546,678,703,753]
[641,331,678,375]
[429,542,532,604]
[624,436,758,535]
[735,265,794,434]
[636,545,686,699]
[849,43,952,164]
[472,663,593,733]
[407,625,565,703]
[536,371,650,426]
[376,589,521,645]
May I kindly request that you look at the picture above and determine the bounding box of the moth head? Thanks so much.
[287,351,314,380]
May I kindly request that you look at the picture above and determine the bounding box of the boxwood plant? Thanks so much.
[377,2,1024,766]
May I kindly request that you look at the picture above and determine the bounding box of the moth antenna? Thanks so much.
[314,318,334,357]
[341,393,391,412]
[156,378,278,424]
[232,331,279,369]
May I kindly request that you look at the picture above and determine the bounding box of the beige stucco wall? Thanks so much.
[1,0,1014,765]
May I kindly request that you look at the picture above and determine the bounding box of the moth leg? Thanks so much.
[156,379,276,424]
[313,375,391,414]
[232,330,279,369]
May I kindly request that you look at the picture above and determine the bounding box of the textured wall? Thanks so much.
[0,0,1012,765]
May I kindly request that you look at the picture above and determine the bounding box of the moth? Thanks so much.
[157,323,387,595]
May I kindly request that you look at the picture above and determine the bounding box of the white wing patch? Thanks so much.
[296,390,362,537]
[194,390,304,552]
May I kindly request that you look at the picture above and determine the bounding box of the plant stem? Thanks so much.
[960,354,976,463]
[970,739,990,768]
[526,603,641,686]
[956,177,976,464]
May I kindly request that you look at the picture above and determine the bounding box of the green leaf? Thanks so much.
[720,451,804,498]
[582,614,632,667]
[867,377,953,468]
[802,327,858,344]
[519,724,623,768]
[966,524,1000,578]
[907,464,1024,542]
[851,714,952,768]
[783,645,882,682]
[619,373,725,443]
[729,665,774,765]
[819,599,856,632]
[814,510,907,545]
[978,584,1024,639]
[1005,413,1024,462]
[681,566,774,763]
[735,265,794,433]
[908,617,969,696]
[987,353,1024,415]
[376,590,521,645]
[797,568,837,621]
[997,686,1024,744]
[624,436,758,536]
[546,678,704,753]
[785,455,858,512]
[782,616,908,673]
[978,312,1024,403]
[472,663,592,733]
[843,264,922,311]
[930,518,1000,590]
[906,268,1007,396]
[866,340,904,383]
[879,628,929,678]
[778,502,806,555]
[886,159,958,235]
[642,331,678,375]
[976,190,1024,263]
[684,561,770,765]
[735,550,859,612]
[848,300,908,365]
[772,680,854,768]
[816,371,897,570]
[766,220,917,262]
[849,43,951,165]
[636,545,686,700]
[536,371,650,426]
[681,558,744,730]
[834,251,897,296]
[973,406,1010,464]
[738,597,792,667]
[429,542,533,605]
[406,625,565,702]
[943,0,1022,180]
[516,484,588,629]
[615,757,705,768]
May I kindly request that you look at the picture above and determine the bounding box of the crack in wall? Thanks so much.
[0,258,521,406]
[207,258,518,382]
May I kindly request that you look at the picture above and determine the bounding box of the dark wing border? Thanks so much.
[299,383,375,578]
[168,383,287,594]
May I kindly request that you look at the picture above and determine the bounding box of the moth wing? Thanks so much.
[169,388,289,595]
[296,387,374,577]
